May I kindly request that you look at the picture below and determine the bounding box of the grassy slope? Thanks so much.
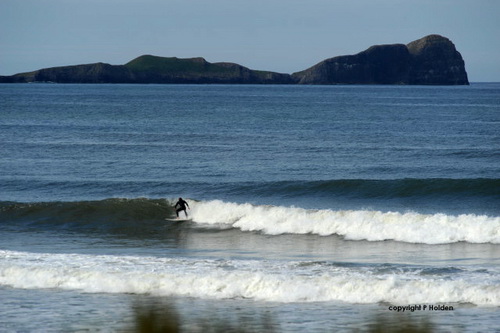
[124,55,236,74]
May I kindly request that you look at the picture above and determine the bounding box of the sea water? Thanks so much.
[0,83,499,332]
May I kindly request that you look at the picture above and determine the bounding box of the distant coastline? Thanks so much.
[0,34,468,85]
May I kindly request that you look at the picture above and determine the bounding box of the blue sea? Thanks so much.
[1,83,499,332]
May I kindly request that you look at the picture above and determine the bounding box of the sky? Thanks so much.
[1,0,499,81]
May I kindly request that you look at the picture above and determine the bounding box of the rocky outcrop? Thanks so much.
[0,62,132,83]
[0,35,468,85]
[292,44,412,84]
[1,56,293,84]
[31,63,132,83]
[406,35,469,85]
[292,35,469,85]
[123,55,294,84]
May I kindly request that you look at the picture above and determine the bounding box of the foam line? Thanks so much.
[1,250,498,305]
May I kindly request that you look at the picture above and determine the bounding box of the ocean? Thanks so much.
[0,83,499,332]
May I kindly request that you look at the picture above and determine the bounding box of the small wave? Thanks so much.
[1,250,498,305]
[190,200,500,244]
[0,198,173,225]
[276,178,500,199]
[0,199,177,239]
[225,178,500,200]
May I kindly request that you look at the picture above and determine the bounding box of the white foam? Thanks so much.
[189,200,500,244]
[1,250,499,305]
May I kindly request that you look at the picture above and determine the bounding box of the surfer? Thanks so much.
[174,197,190,218]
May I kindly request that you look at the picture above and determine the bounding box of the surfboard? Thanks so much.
[165,217,191,222]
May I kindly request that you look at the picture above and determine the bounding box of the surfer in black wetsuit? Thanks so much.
[175,197,190,218]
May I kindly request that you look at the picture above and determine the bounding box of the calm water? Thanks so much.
[0,83,499,332]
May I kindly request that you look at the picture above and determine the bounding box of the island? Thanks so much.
[0,35,468,85]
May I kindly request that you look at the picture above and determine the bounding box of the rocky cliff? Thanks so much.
[0,35,468,85]
[292,35,469,85]
[406,35,469,85]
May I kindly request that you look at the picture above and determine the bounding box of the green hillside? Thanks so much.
[125,55,235,74]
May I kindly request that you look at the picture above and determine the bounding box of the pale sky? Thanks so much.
[1,0,499,81]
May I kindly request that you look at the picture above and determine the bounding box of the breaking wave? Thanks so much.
[1,198,499,244]
[190,200,500,244]
[1,250,498,305]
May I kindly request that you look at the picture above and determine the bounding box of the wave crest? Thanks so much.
[190,200,500,244]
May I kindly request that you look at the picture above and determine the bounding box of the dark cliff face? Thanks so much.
[292,44,411,84]
[292,35,469,85]
[1,35,468,85]
[406,35,469,85]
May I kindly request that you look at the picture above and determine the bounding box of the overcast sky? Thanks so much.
[1,0,499,81]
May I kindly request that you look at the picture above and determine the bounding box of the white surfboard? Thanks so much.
[165,217,191,222]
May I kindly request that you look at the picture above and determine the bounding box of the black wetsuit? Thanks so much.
[175,198,189,217]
